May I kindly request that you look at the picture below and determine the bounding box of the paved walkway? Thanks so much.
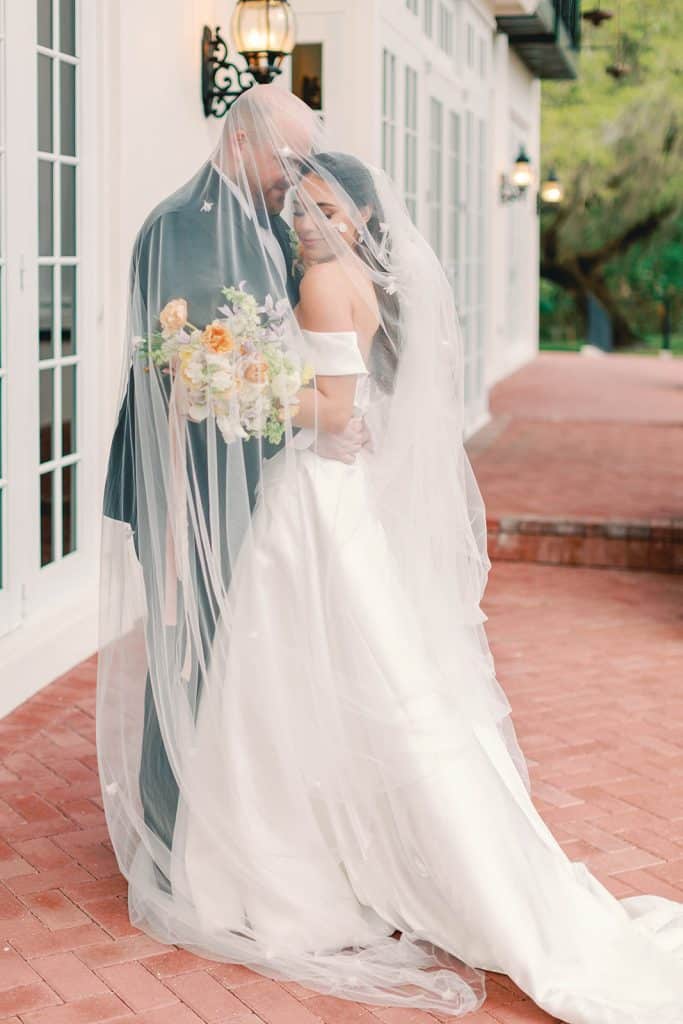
[467,352,683,570]
[1,352,682,1024]
[2,563,682,1023]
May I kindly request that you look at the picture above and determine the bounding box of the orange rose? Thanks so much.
[244,358,269,384]
[202,321,234,353]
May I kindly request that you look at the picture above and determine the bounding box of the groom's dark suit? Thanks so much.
[102,162,301,888]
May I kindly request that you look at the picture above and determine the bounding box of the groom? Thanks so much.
[102,86,368,892]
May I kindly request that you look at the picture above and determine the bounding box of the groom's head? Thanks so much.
[219,84,317,216]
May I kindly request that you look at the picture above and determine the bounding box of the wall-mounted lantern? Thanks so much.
[536,167,564,213]
[202,1,297,119]
[500,144,534,204]
[540,168,563,204]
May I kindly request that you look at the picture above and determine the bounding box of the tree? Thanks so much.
[540,0,683,347]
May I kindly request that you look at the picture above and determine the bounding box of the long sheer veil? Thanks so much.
[97,83,530,1015]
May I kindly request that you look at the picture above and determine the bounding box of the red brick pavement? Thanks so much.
[1,558,682,1023]
[485,351,683,426]
[467,353,683,570]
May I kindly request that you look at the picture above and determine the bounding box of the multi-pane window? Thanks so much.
[37,0,79,567]
[403,66,418,223]
[461,109,486,409]
[423,0,434,37]
[475,116,486,397]
[446,111,461,297]
[467,22,475,68]
[0,0,6,593]
[381,49,396,180]
[438,4,454,55]
[428,98,443,260]
[464,111,473,403]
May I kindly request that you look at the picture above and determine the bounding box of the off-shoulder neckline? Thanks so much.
[299,327,358,338]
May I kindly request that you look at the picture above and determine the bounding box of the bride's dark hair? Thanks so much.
[302,151,401,394]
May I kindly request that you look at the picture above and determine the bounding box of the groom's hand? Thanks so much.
[314,416,372,465]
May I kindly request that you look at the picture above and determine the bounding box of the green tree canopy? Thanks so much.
[540,0,683,346]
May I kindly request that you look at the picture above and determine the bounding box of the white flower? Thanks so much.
[204,350,227,367]
[270,370,301,403]
[183,358,205,386]
[210,369,236,392]
[201,200,214,212]
[216,415,247,443]
[187,403,209,421]
[384,278,398,295]
[257,293,290,321]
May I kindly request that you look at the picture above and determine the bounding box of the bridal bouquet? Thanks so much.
[135,283,314,446]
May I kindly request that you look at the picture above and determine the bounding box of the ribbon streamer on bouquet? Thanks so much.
[163,367,193,682]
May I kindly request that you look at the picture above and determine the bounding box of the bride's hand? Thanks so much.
[359,417,374,453]
[314,417,367,465]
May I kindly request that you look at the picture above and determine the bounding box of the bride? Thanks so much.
[97,85,683,1024]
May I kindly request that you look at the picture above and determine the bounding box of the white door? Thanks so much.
[0,0,97,644]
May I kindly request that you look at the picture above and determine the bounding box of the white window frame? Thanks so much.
[466,21,475,68]
[457,105,488,421]
[463,110,474,405]
[381,48,397,180]
[428,97,443,260]
[424,0,434,37]
[403,65,418,224]
[438,3,454,56]
[445,109,461,301]
[1,0,99,640]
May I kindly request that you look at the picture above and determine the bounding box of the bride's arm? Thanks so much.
[284,263,359,435]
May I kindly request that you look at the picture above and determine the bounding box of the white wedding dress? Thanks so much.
[169,330,683,1024]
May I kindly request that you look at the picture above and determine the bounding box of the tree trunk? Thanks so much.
[583,276,639,348]
[540,260,639,348]
[540,200,676,349]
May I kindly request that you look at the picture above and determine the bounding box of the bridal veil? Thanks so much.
[96,83,530,1013]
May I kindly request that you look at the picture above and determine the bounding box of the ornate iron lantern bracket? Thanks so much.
[202,26,266,119]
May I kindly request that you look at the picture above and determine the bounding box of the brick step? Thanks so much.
[487,515,683,572]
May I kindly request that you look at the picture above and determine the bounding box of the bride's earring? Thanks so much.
[335,222,349,234]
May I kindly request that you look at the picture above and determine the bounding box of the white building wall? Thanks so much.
[488,37,540,385]
[1,0,229,716]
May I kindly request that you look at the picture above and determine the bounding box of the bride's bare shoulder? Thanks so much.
[300,259,349,294]
[298,260,354,330]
